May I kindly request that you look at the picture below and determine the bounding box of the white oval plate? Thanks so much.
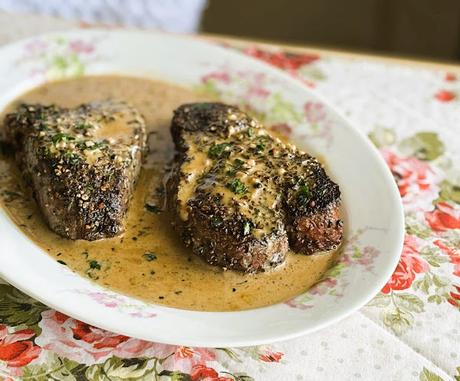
[0,30,404,347]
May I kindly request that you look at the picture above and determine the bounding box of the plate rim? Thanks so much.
[0,28,405,347]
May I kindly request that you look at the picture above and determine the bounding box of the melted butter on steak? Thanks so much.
[176,142,212,221]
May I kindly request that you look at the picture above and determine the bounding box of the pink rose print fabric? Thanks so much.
[0,16,458,380]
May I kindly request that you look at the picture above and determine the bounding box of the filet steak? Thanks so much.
[4,100,146,240]
[167,102,343,273]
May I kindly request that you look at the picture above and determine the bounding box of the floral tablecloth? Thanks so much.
[0,12,459,381]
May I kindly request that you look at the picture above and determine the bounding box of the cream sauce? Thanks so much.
[176,144,211,221]
[0,76,337,312]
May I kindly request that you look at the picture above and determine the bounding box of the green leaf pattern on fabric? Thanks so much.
[437,180,460,205]
[85,357,156,381]
[368,125,397,148]
[398,132,445,161]
[0,284,47,328]
[21,354,80,381]
[419,367,445,381]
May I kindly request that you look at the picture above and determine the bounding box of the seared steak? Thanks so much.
[4,101,146,240]
[167,102,343,272]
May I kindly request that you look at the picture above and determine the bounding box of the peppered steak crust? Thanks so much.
[167,102,343,273]
[4,101,146,240]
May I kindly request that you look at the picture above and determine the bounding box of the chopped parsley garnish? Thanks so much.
[87,141,106,150]
[76,141,87,150]
[234,158,245,167]
[89,260,101,270]
[75,123,93,130]
[247,128,255,138]
[63,152,81,165]
[86,258,101,279]
[297,185,311,205]
[226,179,247,195]
[208,143,231,159]
[255,136,269,153]
[256,142,265,153]
[145,203,161,214]
[143,252,157,261]
[242,221,251,235]
[226,158,245,176]
[210,216,223,228]
[52,133,75,144]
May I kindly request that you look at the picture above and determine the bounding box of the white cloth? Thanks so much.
[0,0,207,32]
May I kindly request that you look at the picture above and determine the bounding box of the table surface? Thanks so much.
[0,11,459,381]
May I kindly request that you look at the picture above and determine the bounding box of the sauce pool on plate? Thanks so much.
[0,75,337,312]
